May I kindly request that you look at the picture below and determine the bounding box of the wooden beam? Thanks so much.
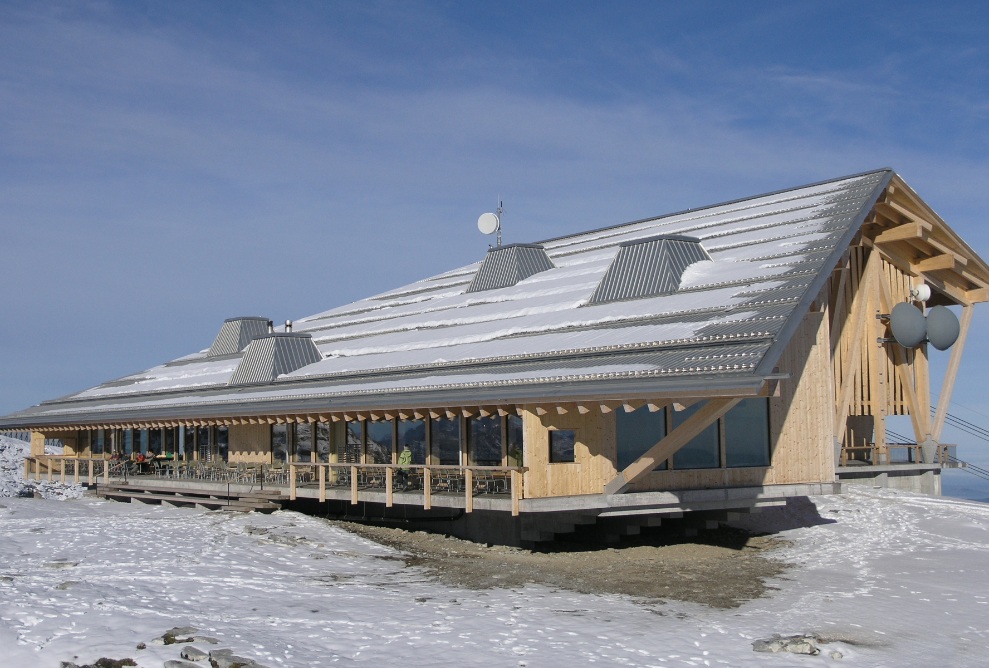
[876,268,927,440]
[873,222,930,245]
[604,397,741,494]
[932,305,973,441]
[829,257,850,361]
[911,254,965,274]
[555,405,568,415]
[834,249,880,441]
[576,404,591,415]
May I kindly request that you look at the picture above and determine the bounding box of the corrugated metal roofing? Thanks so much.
[466,243,555,293]
[588,235,711,304]
[0,169,901,427]
[229,334,322,385]
[207,316,271,357]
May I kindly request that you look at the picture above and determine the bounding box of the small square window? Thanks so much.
[549,430,576,463]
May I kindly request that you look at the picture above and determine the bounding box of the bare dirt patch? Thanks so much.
[332,521,790,609]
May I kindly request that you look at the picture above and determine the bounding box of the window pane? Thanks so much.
[341,421,363,464]
[271,424,288,463]
[164,428,176,457]
[398,419,426,465]
[124,429,134,456]
[549,430,576,463]
[316,422,330,463]
[366,420,393,464]
[507,414,524,467]
[725,398,770,467]
[93,429,105,455]
[671,403,719,469]
[616,406,667,471]
[469,417,501,466]
[430,417,461,466]
[216,427,229,462]
[148,429,163,455]
[295,423,313,462]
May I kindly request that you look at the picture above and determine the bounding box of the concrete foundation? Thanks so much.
[836,464,942,496]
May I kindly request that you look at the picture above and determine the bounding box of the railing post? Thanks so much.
[465,468,473,513]
[60,458,66,483]
[318,464,326,503]
[289,464,297,500]
[423,467,432,510]
[23,458,30,481]
[350,465,358,505]
[34,457,40,480]
[47,457,53,482]
[385,467,393,507]
[73,459,80,484]
[511,469,521,516]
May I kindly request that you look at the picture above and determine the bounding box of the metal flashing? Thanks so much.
[229,333,322,385]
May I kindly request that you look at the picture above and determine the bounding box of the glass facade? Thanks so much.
[430,417,461,465]
[469,416,502,466]
[295,423,313,462]
[366,420,393,464]
[507,414,524,467]
[342,421,363,464]
[316,422,330,463]
[616,406,667,471]
[398,419,426,465]
[271,424,288,463]
[725,398,771,467]
[672,403,720,469]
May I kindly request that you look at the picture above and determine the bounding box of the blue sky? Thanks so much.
[3,1,989,495]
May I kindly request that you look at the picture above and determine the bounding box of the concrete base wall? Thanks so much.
[838,467,942,495]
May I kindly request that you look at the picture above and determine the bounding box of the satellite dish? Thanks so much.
[926,305,960,351]
[889,302,926,348]
[910,284,932,302]
[477,212,500,235]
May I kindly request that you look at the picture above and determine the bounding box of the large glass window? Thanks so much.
[430,417,461,465]
[725,398,771,467]
[271,424,288,463]
[216,426,229,462]
[616,406,667,471]
[469,416,502,466]
[672,403,720,469]
[342,421,363,464]
[366,420,393,464]
[139,429,150,456]
[549,430,576,463]
[148,429,163,456]
[93,429,105,456]
[164,428,176,457]
[295,423,313,462]
[398,419,426,465]
[507,414,524,467]
[196,427,210,461]
[316,422,330,463]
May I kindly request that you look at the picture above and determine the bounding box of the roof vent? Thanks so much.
[466,243,555,293]
[588,235,711,304]
[229,333,321,385]
[207,316,272,357]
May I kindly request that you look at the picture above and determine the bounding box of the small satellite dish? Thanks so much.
[477,212,500,235]
[926,305,960,351]
[910,283,932,303]
[889,302,926,348]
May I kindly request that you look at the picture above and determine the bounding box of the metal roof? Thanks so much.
[1,169,907,428]
[207,316,271,357]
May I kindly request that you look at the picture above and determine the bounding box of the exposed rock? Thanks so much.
[56,580,80,590]
[164,661,201,668]
[135,643,146,650]
[752,634,820,655]
[208,649,268,668]
[192,636,220,645]
[830,650,844,659]
[180,646,209,661]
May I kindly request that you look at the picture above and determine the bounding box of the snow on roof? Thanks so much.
[2,170,891,425]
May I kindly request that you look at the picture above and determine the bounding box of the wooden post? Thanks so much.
[834,249,879,444]
[350,465,358,505]
[88,458,95,485]
[318,465,326,502]
[289,464,297,500]
[47,458,53,482]
[60,458,66,483]
[23,458,29,481]
[386,467,393,508]
[932,306,973,441]
[104,460,110,484]
[73,459,80,485]
[423,467,432,510]
[465,468,473,513]
[511,469,521,517]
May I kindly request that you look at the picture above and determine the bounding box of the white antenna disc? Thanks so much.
[477,212,500,235]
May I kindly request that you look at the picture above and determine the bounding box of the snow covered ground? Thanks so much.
[2,435,988,667]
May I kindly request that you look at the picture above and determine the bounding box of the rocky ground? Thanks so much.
[332,520,789,609]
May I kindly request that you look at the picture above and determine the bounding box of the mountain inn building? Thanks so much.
[4,169,987,545]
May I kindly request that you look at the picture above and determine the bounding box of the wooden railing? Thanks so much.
[839,443,950,466]
[23,456,527,516]
[287,463,527,516]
